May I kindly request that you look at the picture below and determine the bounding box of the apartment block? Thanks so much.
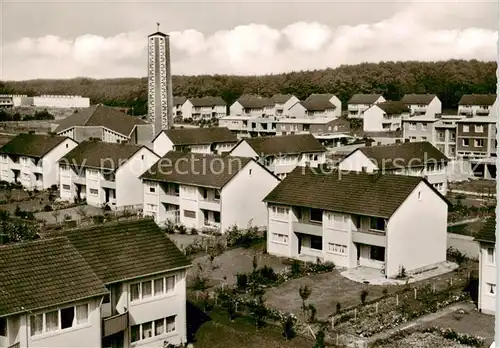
[0,133,78,190]
[152,127,238,157]
[338,141,449,193]
[264,167,449,278]
[228,133,327,179]
[58,140,160,209]
[141,151,279,232]
[55,104,154,146]
[400,94,442,116]
[347,94,386,118]
[363,101,409,132]
[0,219,191,348]
[475,217,496,315]
[458,94,497,117]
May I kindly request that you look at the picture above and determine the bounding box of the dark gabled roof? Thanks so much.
[299,99,335,111]
[159,127,238,146]
[305,94,334,103]
[353,141,448,170]
[400,94,437,105]
[375,101,410,115]
[458,94,497,106]
[271,94,293,104]
[0,237,108,317]
[236,95,267,109]
[59,140,143,171]
[475,217,495,243]
[141,151,252,189]
[236,134,326,156]
[348,94,383,104]
[173,96,187,105]
[189,96,227,107]
[54,104,147,136]
[52,219,191,285]
[264,166,443,218]
[0,133,69,158]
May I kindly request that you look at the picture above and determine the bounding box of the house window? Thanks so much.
[131,316,176,343]
[61,307,75,329]
[271,206,289,218]
[215,190,220,200]
[166,316,176,332]
[409,123,417,130]
[142,322,153,340]
[328,243,347,255]
[370,217,385,231]
[310,236,323,250]
[30,314,43,336]
[62,184,71,191]
[352,215,361,229]
[450,132,456,140]
[272,233,289,244]
[214,211,221,223]
[89,188,99,195]
[131,325,140,342]
[462,139,470,147]
[463,125,470,132]
[310,208,323,223]
[474,139,484,147]
[418,191,422,200]
[421,123,427,131]
[184,210,196,219]
[130,275,176,302]
[487,247,495,264]
[421,136,427,141]
[475,125,484,133]
[45,311,59,332]
[154,319,164,336]
[0,317,6,337]
[142,281,152,299]
[154,278,164,295]
[370,246,385,262]
[149,186,156,193]
[487,283,496,295]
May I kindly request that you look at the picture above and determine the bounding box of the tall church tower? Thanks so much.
[147,23,173,135]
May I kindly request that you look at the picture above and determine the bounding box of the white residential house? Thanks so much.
[271,94,300,117]
[228,133,327,179]
[458,94,497,117]
[0,133,78,190]
[347,94,386,118]
[55,104,154,146]
[288,94,341,119]
[180,96,227,121]
[152,127,238,157]
[229,95,268,117]
[141,151,280,232]
[32,95,90,108]
[363,101,409,132]
[400,94,442,117]
[338,141,449,194]
[172,97,187,119]
[475,218,496,315]
[0,219,191,348]
[58,140,159,209]
[264,167,449,278]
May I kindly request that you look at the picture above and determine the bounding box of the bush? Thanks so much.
[93,215,105,224]
[282,314,296,340]
[177,224,187,235]
[102,204,111,212]
[360,290,369,305]
[290,260,302,277]
[190,228,198,235]
[43,205,53,212]
[236,273,248,291]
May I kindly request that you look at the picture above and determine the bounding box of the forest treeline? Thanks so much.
[1,59,497,116]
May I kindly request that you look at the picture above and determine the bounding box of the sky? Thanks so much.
[0,0,498,81]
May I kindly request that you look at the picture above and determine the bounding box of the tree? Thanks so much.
[299,285,312,314]
[281,314,296,340]
[313,328,326,348]
[248,295,268,330]
[1,218,39,243]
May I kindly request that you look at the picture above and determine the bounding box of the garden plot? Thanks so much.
[372,331,478,348]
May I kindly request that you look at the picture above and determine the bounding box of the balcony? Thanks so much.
[101,179,116,189]
[159,191,180,205]
[8,343,20,348]
[204,220,221,229]
[352,229,386,247]
[292,221,323,236]
[199,198,221,211]
[73,175,86,185]
[102,311,129,338]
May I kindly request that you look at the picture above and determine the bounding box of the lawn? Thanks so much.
[418,309,494,347]
[449,180,496,194]
[447,219,487,237]
[0,134,14,146]
[372,331,476,348]
[187,302,314,348]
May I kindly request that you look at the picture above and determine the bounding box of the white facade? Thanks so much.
[143,160,279,232]
[267,181,448,278]
[32,95,90,108]
[478,242,496,315]
[347,96,386,118]
[152,132,236,157]
[229,140,327,179]
[458,98,498,117]
[338,149,448,194]
[363,105,403,132]
[59,147,160,209]
[407,96,442,117]
[0,138,78,190]
[181,100,227,120]
[287,102,338,119]
[276,96,300,117]
[57,126,131,144]
[229,101,264,117]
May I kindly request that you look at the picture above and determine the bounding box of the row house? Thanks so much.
[402,114,460,159]
[172,97,187,118]
[152,127,238,157]
[228,133,327,179]
[347,94,386,118]
[229,95,273,118]
[141,151,279,232]
[55,104,154,146]
[363,101,409,132]
[0,219,191,348]
[338,141,449,193]
[455,116,497,179]
[0,133,78,190]
[288,94,341,119]
[59,140,159,209]
[458,94,497,117]
[475,217,496,316]
[180,96,227,121]
[264,167,449,278]
[269,94,300,117]
[400,94,442,117]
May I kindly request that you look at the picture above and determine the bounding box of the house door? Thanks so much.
[297,234,302,255]
[356,244,361,266]
[105,188,110,203]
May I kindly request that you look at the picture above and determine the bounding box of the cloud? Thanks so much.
[1,3,497,80]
